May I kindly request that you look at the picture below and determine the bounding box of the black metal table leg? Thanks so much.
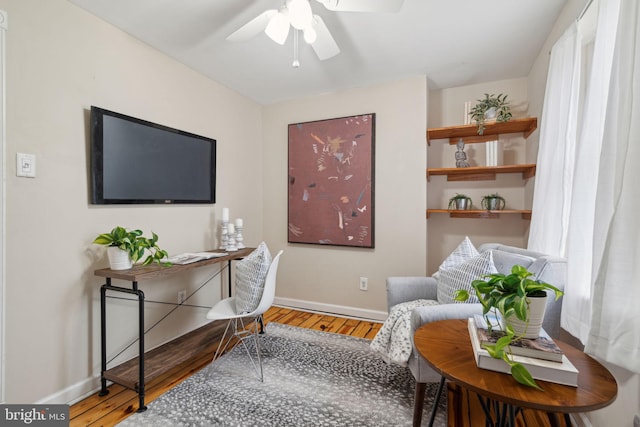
[427,376,446,427]
[99,280,110,397]
[135,282,147,412]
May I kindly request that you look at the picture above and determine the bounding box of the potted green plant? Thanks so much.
[469,93,512,135]
[448,194,472,210]
[93,226,170,270]
[481,193,506,210]
[454,265,564,389]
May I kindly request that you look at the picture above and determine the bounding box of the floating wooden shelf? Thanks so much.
[427,164,536,181]
[427,117,538,145]
[427,209,532,220]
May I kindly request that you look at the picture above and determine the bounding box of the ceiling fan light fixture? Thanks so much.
[265,10,290,45]
[303,26,317,44]
[288,0,313,30]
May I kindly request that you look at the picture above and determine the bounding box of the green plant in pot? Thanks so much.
[469,93,512,135]
[454,265,564,389]
[93,226,170,270]
[481,193,506,210]
[448,194,472,210]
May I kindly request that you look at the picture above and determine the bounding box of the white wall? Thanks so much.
[1,0,263,404]
[426,78,532,273]
[262,77,428,317]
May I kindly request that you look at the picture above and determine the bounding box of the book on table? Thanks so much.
[467,318,579,387]
[472,313,564,362]
[166,252,228,265]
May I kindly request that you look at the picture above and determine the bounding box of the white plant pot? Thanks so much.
[107,246,133,270]
[505,295,547,339]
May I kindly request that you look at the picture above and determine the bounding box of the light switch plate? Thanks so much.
[17,152,36,178]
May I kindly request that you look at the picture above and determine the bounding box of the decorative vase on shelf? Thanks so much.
[505,295,548,339]
[107,246,133,270]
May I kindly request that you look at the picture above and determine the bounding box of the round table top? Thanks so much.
[414,319,617,413]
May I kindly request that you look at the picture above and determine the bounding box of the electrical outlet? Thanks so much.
[359,277,368,291]
[177,290,187,304]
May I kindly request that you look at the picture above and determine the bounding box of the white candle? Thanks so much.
[222,207,229,222]
[235,218,243,227]
[227,223,235,234]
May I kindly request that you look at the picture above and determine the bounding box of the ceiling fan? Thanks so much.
[227,0,404,62]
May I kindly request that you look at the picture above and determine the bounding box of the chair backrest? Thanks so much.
[253,250,283,316]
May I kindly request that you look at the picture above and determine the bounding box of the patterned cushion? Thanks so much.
[437,251,497,304]
[433,236,479,279]
[235,242,272,314]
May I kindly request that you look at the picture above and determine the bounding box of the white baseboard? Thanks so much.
[273,297,388,322]
[36,375,103,406]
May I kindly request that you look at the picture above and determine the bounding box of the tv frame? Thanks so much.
[90,106,216,205]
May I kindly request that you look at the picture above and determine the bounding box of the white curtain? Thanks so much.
[584,0,640,372]
[530,0,640,373]
[528,22,581,257]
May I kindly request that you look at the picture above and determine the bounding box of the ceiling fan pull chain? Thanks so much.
[293,29,300,68]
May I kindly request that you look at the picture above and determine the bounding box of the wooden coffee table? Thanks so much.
[413,319,617,426]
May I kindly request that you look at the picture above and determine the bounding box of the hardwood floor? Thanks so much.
[69,306,566,427]
[69,306,382,426]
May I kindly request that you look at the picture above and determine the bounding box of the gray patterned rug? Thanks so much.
[118,323,446,426]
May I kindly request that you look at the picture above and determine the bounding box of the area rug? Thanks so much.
[118,323,446,426]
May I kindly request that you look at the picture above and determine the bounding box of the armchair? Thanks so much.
[386,243,566,424]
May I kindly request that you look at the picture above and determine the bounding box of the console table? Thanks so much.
[95,247,255,412]
[414,319,617,427]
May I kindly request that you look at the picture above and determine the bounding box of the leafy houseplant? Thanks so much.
[469,93,513,135]
[481,193,506,210]
[448,194,472,210]
[454,265,564,389]
[93,226,170,269]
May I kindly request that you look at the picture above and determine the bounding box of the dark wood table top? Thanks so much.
[414,319,617,413]
[94,247,255,282]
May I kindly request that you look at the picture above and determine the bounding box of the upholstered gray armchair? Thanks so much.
[386,243,566,424]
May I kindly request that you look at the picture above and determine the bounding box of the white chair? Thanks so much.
[206,250,283,381]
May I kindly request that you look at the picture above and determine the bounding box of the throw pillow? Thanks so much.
[235,242,272,314]
[437,250,497,305]
[433,236,479,279]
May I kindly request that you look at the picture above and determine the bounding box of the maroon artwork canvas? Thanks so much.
[288,114,375,248]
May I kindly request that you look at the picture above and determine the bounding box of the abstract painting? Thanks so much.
[288,114,375,248]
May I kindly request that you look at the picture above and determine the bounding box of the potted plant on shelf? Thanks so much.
[469,93,512,135]
[481,193,506,210]
[93,226,170,270]
[454,265,564,389]
[448,194,472,210]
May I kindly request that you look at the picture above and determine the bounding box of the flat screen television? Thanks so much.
[90,106,216,204]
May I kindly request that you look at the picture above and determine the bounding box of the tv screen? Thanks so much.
[90,106,216,204]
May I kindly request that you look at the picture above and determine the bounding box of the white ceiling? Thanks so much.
[67,0,566,105]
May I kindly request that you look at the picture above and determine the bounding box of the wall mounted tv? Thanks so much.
[90,106,216,204]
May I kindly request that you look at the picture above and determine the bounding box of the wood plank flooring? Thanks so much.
[69,306,565,427]
[69,306,381,427]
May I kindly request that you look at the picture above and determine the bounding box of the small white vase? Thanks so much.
[506,295,547,338]
[107,246,133,270]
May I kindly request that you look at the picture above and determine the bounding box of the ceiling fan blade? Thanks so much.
[317,0,404,13]
[310,15,340,60]
[226,9,277,42]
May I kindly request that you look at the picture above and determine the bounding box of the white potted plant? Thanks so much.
[93,226,169,270]
[469,93,512,135]
[455,265,564,388]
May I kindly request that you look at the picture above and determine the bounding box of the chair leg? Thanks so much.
[212,319,235,362]
[413,382,427,427]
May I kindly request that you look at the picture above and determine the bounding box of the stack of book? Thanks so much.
[467,314,579,387]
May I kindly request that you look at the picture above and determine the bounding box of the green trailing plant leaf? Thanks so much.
[458,264,564,389]
[510,363,543,390]
[93,226,171,266]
